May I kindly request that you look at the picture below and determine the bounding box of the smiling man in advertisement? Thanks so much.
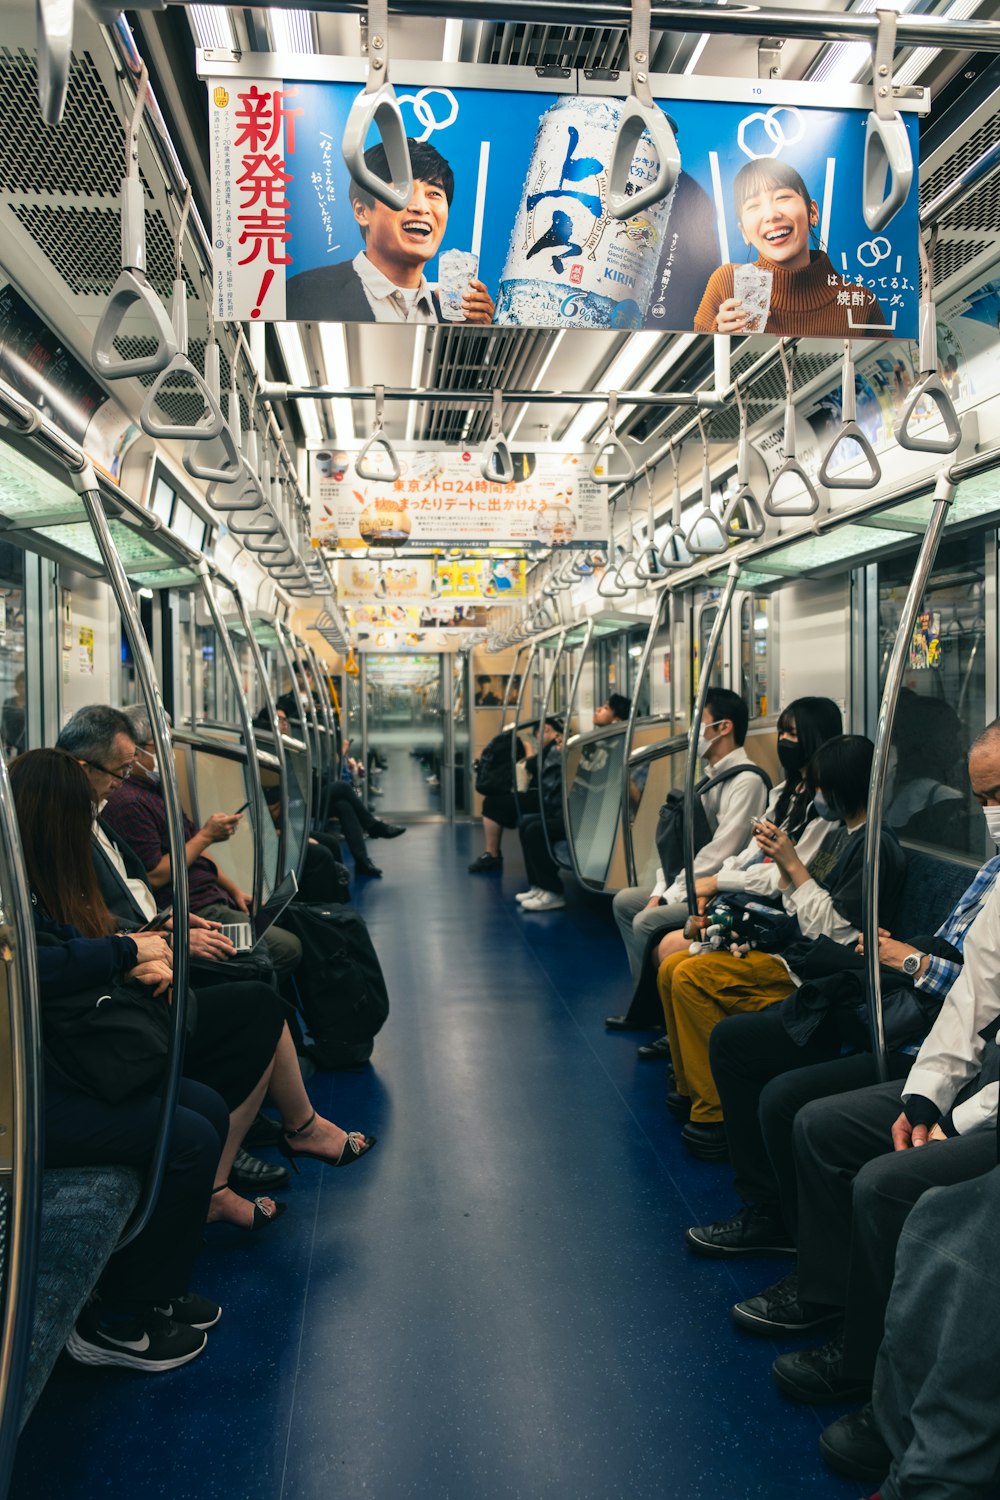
[285,138,494,324]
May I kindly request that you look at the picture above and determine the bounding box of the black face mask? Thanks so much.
[776,739,803,778]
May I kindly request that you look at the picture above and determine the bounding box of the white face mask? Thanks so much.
[143,753,160,785]
[698,720,723,761]
[984,805,1000,847]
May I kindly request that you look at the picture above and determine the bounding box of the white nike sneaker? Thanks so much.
[521,889,566,912]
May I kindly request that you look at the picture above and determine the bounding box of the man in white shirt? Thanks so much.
[285,139,494,325]
[609,689,770,1013]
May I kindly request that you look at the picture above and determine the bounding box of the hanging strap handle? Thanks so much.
[341,0,413,213]
[92,65,178,380]
[685,415,728,555]
[634,464,661,581]
[481,388,515,482]
[356,385,403,479]
[895,231,962,454]
[656,439,687,569]
[817,341,882,489]
[589,392,636,484]
[607,0,681,220]
[764,343,821,517]
[612,482,644,589]
[863,10,914,233]
[721,379,766,537]
[597,499,629,597]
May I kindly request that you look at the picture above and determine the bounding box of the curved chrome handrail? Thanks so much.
[231,588,292,887]
[606,0,681,219]
[620,589,670,883]
[818,341,882,490]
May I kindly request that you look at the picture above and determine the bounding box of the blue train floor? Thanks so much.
[13,824,866,1500]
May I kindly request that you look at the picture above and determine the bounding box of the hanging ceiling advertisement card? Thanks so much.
[206,69,921,339]
[337,557,526,605]
[310,443,605,549]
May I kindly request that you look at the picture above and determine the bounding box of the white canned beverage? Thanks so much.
[495,96,675,330]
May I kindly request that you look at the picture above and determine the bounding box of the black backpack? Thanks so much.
[474,729,522,797]
[281,904,389,1069]
[655,763,772,886]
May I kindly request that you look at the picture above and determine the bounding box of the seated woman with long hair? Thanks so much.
[11,751,376,1368]
[657,735,907,1161]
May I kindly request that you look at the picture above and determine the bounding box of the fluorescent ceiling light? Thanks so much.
[317,322,355,443]
[508,330,566,442]
[442,19,463,62]
[809,0,917,87]
[405,327,428,442]
[893,0,983,84]
[268,9,315,54]
[684,36,710,75]
[275,323,323,441]
[188,5,237,50]
[560,332,693,448]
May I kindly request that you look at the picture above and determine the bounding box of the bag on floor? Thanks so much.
[281,903,389,1068]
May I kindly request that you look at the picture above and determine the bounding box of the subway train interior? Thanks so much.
[1,0,1000,1495]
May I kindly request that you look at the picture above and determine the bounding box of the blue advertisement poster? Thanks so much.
[208,76,920,339]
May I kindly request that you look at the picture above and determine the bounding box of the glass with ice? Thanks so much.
[438,249,479,322]
[732,264,773,334]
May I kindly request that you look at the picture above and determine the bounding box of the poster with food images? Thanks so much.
[311,444,607,549]
[336,557,527,604]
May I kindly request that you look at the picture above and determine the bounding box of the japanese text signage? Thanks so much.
[207,74,921,339]
[337,557,526,605]
[310,443,606,550]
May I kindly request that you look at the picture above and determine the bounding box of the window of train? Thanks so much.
[695,601,726,698]
[624,624,650,715]
[877,533,987,861]
[643,602,674,728]
[0,545,25,760]
[740,596,771,718]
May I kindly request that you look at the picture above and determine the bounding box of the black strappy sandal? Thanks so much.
[278,1110,377,1172]
[210,1183,287,1231]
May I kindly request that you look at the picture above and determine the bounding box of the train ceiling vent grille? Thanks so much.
[0,48,126,200]
[480,24,629,70]
[934,234,996,287]
[7,203,196,304]
[111,335,250,430]
[420,326,542,445]
[920,112,1000,217]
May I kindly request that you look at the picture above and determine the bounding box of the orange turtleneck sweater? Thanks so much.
[693,251,887,338]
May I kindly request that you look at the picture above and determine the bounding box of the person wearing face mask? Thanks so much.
[608,689,770,1026]
[711,721,1000,1488]
[656,735,908,1162]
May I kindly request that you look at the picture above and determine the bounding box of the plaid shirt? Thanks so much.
[100,776,230,910]
[915,854,1000,1000]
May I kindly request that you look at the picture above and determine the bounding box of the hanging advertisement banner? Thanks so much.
[348,603,489,629]
[353,627,485,654]
[205,68,922,339]
[337,556,526,605]
[311,443,604,550]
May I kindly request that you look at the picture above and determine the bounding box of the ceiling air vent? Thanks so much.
[0,48,127,200]
[8,203,196,303]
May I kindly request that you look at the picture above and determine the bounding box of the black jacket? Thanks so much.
[285,259,444,324]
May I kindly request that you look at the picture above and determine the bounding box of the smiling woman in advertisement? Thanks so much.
[694,159,887,339]
[285,138,495,325]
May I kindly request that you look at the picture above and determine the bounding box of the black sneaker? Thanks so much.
[666,1091,692,1123]
[638,1036,672,1060]
[773,1334,872,1406]
[685,1204,795,1259]
[819,1404,892,1484]
[154,1294,222,1330]
[731,1270,842,1336]
[373,822,406,839]
[231,1148,290,1192]
[66,1305,207,1372]
[681,1121,729,1162]
[468,853,503,873]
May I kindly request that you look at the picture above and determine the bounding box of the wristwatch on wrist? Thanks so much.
[901,951,923,977]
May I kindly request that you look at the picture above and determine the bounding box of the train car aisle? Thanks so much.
[12,826,860,1500]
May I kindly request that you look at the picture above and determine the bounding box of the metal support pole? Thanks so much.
[231,587,291,887]
[621,591,669,885]
[77,476,190,1250]
[0,754,43,1497]
[682,559,740,916]
[272,619,315,838]
[196,566,266,916]
[863,467,956,1079]
[269,382,725,408]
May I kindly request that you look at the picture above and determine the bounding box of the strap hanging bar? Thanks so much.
[341,0,414,213]
[611,481,644,590]
[818,341,882,489]
[607,0,681,220]
[764,342,821,517]
[895,230,962,455]
[685,415,728,555]
[634,464,661,581]
[598,499,630,597]
[863,10,914,233]
[140,187,228,444]
[481,389,515,483]
[184,306,242,483]
[355,385,402,480]
[721,381,766,539]
[92,65,178,381]
[656,440,688,570]
[590,392,637,485]
[35,0,73,124]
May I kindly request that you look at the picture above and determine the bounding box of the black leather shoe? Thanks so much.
[685,1204,795,1258]
[231,1148,291,1192]
[244,1112,284,1148]
[605,1014,662,1032]
[637,1036,672,1060]
[372,822,406,839]
[681,1121,729,1161]
[666,1091,692,1123]
[731,1271,842,1337]
[356,859,383,878]
[773,1334,872,1406]
[468,853,503,873]
[819,1404,891,1484]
